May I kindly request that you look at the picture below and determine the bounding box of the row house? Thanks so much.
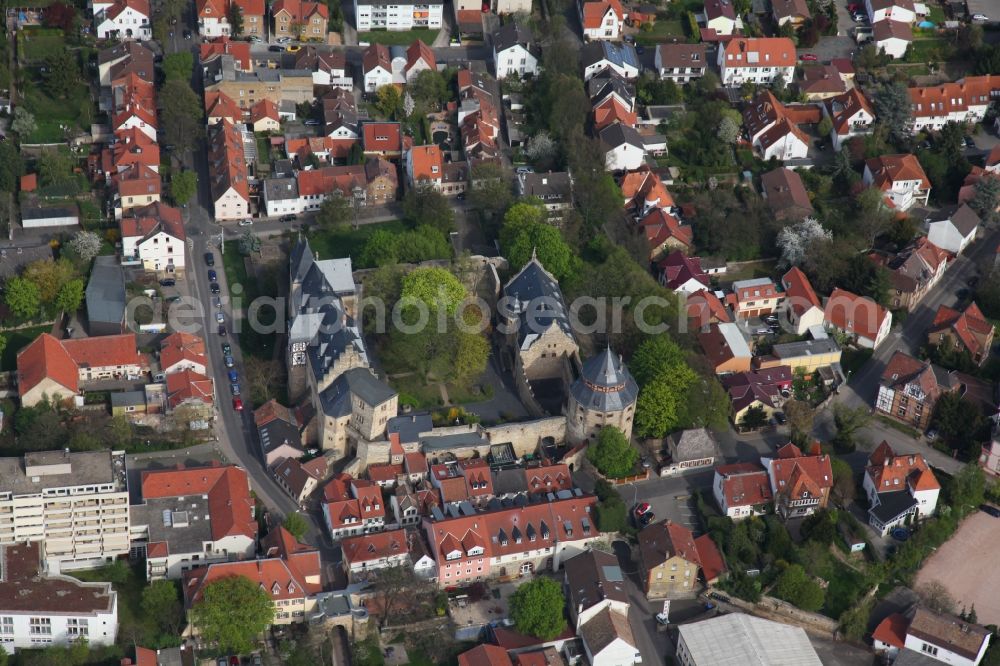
[928,301,994,366]
[823,287,892,349]
[205,90,244,126]
[429,459,495,506]
[203,60,313,110]
[285,135,355,166]
[391,481,440,528]
[638,519,725,599]
[0,450,130,572]
[166,370,216,418]
[878,237,949,311]
[208,120,250,221]
[908,76,1000,132]
[492,21,540,80]
[199,37,253,73]
[565,550,641,666]
[112,164,161,220]
[363,121,403,159]
[423,495,600,585]
[764,443,833,520]
[458,70,501,160]
[354,0,444,31]
[197,0,265,38]
[119,201,186,274]
[250,99,281,133]
[821,88,875,150]
[863,153,931,211]
[160,332,207,376]
[130,463,257,580]
[262,159,397,217]
[182,527,321,628]
[712,463,773,520]
[579,0,624,40]
[255,400,310,467]
[94,0,151,40]
[17,333,144,407]
[340,528,411,582]
[272,457,329,505]
[862,442,939,535]
[111,74,157,141]
[718,38,796,87]
[272,0,329,40]
[0,541,118,652]
[98,127,160,184]
[654,43,707,84]
[322,478,386,540]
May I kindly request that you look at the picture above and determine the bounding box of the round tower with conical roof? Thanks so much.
[566,347,639,442]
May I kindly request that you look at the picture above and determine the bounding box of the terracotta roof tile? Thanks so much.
[16,333,79,397]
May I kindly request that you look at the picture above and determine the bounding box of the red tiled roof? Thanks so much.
[271,0,327,21]
[823,88,874,136]
[781,267,821,317]
[770,449,833,501]
[581,0,623,29]
[866,440,940,493]
[458,645,513,666]
[205,90,243,122]
[368,463,403,483]
[160,331,206,371]
[823,287,889,343]
[295,164,365,197]
[322,473,353,502]
[722,38,796,69]
[873,612,908,649]
[20,173,37,192]
[592,96,637,131]
[114,163,161,199]
[141,464,257,542]
[199,37,252,70]
[120,202,185,242]
[16,333,78,397]
[61,333,141,370]
[182,554,318,609]
[165,369,215,409]
[642,210,693,254]
[866,154,930,190]
[362,43,391,74]
[639,519,701,569]
[342,528,407,566]
[686,289,731,327]
[715,463,772,508]
[355,484,386,521]
[694,534,726,583]
[408,144,443,182]
[524,464,573,494]
[909,76,1000,120]
[105,127,160,173]
[930,301,993,360]
[405,39,436,73]
[103,0,150,21]
[249,98,279,124]
[208,120,249,202]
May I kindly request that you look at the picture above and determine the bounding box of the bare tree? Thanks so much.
[917,581,956,615]
[371,565,436,629]
[244,356,285,405]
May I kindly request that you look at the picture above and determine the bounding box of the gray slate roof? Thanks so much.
[669,428,720,462]
[564,549,628,615]
[387,412,433,443]
[869,489,917,524]
[570,348,638,413]
[502,257,575,348]
[928,203,980,237]
[86,255,127,327]
[319,367,397,418]
[493,21,537,55]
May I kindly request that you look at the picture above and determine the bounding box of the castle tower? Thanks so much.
[566,347,639,443]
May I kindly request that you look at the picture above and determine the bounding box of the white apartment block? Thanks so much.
[717,38,796,87]
[0,450,130,573]
[354,0,443,31]
[0,541,119,655]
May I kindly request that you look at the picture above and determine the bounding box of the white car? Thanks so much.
[655,612,669,625]
[216,312,225,323]
[973,13,989,20]
[276,36,292,43]
[238,218,253,226]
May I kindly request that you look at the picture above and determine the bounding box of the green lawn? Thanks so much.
[359,28,439,46]
[723,259,777,283]
[1,324,53,371]
[634,20,688,46]
[22,77,92,144]
[389,373,493,410]
[17,29,65,62]
[906,37,953,63]
[822,560,871,619]
[876,414,923,439]
[306,219,407,264]
[221,245,277,361]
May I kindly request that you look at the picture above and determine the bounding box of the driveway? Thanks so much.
[801,35,857,62]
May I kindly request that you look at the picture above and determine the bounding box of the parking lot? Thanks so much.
[624,470,715,536]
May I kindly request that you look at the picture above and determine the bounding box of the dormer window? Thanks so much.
[272,582,281,595]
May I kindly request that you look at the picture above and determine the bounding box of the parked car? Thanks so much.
[655,612,670,625]
[230,383,241,396]
[277,36,292,43]
[165,295,181,303]
[252,655,263,666]
[973,12,989,21]
[639,512,656,526]
[233,397,243,411]
[515,166,534,174]
[159,278,176,287]
[214,297,223,309]
[218,324,226,336]
[268,45,283,52]
[280,214,296,223]
[634,502,651,517]
[208,269,217,282]
[635,45,645,55]
[238,218,254,226]
[799,53,818,61]
[980,504,1000,518]
[222,343,232,355]
[210,283,221,294]
[204,252,215,266]
[228,370,238,383]
[964,135,976,148]
[216,312,225,323]
[183,29,192,39]
[224,355,235,368]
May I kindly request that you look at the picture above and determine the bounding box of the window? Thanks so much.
[921,644,938,657]
[0,618,12,635]
[29,618,51,635]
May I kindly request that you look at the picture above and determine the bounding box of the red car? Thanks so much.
[232,397,243,411]
[799,53,818,61]
[634,502,651,517]
[847,2,861,11]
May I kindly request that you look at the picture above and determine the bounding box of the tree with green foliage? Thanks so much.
[800,509,837,545]
[593,486,629,533]
[55,278,84,314]
[509,577,568,640]
[142,579,183,635]
[630,335,700,438]
[832,403,871,452]
[170,171,197,206]
[783,399,814,445]
[830,457,856,506]
[839,600,873,641]
[161,80,204,152]
[409,69,449,110]
[774,564,825,612]
[281,512,309,541]
[316,192,352,229]
[970,175,1000,222]
[402,182,455,233]
[872,81,913,144]
[227,1,244,35]
[932,392,988,461]
[5,276,41,319]
[163,52,194,82]
[499,202,575,281]
[587,426,638,479]
[0,142,25,193]
[374,84,403,119]
[817,116,833,139]
[948,464,986,511]
[37,150,74,188]
[400,266,466,315]
[360,229,400,267]
[191,576,273,655]
[468,161,512,226]
[44,51,79,99]
[740,405,769,430]
[238,230,261,256]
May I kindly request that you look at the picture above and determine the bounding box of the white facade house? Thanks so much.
[758,124,809,161]
[580,0,624,41]
[94,0,152,40]
[0,542,118,655]
[712,464,772,520]
[601,124,647,171]
[822,88,876,150]
[865,0,916,24]
[902,609,991,666]
[909,77,997,132]
[493,23,540,80]
[927,204,980,255]
[354,0,444,31]
[717,38,796,86]
[873,19,912,59]
[863,155,930,211]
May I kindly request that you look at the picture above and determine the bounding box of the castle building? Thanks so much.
[567,347,638,442]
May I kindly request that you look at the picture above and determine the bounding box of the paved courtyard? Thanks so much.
[914,511,1000,626]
